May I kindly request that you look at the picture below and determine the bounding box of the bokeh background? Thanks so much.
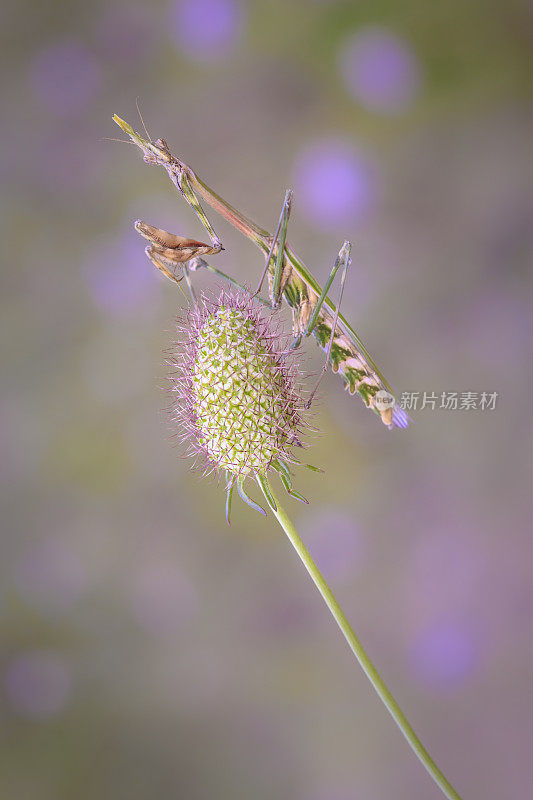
[1,1,532,798]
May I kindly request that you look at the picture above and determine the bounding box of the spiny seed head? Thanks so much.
[168,290,308,479]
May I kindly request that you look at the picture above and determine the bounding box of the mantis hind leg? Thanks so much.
[285,241,352,408]
[253,189,293,306]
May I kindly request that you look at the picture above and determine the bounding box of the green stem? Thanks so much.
[258,481,463,800]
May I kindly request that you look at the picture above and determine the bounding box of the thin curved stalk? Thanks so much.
[257,478,463,800]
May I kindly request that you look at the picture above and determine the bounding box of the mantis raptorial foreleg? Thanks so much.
[134,220,222,302]
[141,242,187,300]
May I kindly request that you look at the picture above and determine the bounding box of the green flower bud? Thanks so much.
[168,292,309,519]
[192,303,299,475]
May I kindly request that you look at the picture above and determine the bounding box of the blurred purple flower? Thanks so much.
[5,651,71,718]
[30,40,101,116]
[338,27,421,114]
[170,0,245,63]
[409,622,479,690]
[292,138,378,231]
[83,230,159,316]
[130,562,196,636]
[14,539,88,613]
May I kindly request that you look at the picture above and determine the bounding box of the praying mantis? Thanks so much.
[112,114,409,430]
